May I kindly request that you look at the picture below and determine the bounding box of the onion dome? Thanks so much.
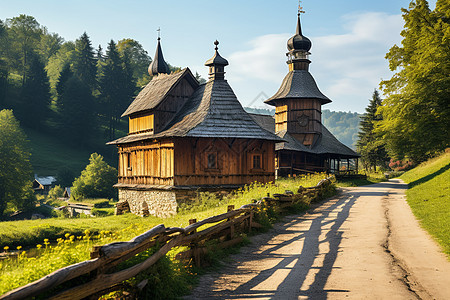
[287,14,312,52]
[148,37,170,76]
[205,40,228,80]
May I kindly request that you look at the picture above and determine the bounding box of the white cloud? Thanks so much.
[225,12,404,113]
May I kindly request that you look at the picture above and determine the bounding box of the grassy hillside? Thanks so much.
[25,127,91,177]
[24,127,119,177]
[400,152,450,257]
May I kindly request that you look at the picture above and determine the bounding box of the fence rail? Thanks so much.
[1,176,335,300]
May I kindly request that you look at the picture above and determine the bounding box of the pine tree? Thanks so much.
[99,40,135,140]
[56,62,73,99]
[378,0,450,162]
[19,55,51,128]
[357,90,389,172]
[73,32,97,91]
[58,76,95,145]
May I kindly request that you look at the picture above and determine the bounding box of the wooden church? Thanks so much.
[108,38,282,217]
[256,12,359,176]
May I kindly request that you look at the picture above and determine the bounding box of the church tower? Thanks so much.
[265,11,331,147]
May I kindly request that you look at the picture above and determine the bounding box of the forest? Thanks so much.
[356,0,449,171]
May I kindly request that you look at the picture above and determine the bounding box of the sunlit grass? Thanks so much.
[0,174,330,295]
[400,152,450,259]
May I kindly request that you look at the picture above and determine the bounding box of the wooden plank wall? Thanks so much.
[128,114,154,134]
[154,78,195,134]
[173,138,275,186]
[286,98,322,134]
[118,140,174,185]
[275,104,288,132]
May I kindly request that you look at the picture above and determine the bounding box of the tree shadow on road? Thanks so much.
[189,191,377,299]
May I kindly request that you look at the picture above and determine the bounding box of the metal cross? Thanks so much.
[157,27,161,39]
[298,0,305,14]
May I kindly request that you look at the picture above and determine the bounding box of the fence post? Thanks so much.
[228,205,235,239]
[188,219,201,267]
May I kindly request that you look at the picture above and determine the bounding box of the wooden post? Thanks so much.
[290,152,294,176]
[248,210,253,233]
[188,219,200,267]
[228,205,235,239]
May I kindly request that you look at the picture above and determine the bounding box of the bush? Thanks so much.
[48,185,64,199]
[71,153,117,201]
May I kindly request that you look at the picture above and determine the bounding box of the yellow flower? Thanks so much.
[3,246,9,251]
[17,246,22,250]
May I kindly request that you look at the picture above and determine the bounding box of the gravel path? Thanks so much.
[184,179,450,299]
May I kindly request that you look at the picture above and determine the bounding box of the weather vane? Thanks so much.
[157,27,161,40]
[298,0,305,15]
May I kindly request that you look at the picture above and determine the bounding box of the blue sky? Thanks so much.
[1,0,436,113]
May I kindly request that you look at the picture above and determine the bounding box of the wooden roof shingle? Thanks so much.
[265,70,331,106]
[109,80,283,145]
[121,68,198,117]
[249,113,359,158]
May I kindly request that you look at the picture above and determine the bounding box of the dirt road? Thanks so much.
[184,179,450,299]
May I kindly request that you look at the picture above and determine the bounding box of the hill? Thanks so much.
[400,151,450,257]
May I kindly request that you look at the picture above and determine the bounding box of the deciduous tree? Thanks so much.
[0,109,35,217]
[5,15,42,85]
[71,153,117,200]
[379,0,450,162]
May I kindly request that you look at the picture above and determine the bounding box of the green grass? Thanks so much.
[400,152,450,258]
[335,172,386,187]
[0,174,331,295]
[24,127,92,176]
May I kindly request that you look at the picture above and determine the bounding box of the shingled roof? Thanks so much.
[265,70,331,106]
[121,69,198,117]
[109,80,283,145]
[249,113,359,158]
[249,113,275,133]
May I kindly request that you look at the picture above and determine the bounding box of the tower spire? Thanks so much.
[204,40,229,81]
[286,2,312,71]
[148,28,169,76]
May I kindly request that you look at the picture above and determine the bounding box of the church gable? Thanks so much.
[124,68,199,135]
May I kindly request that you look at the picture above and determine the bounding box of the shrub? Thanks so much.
[48,185,64,199]
[71,153,117,201]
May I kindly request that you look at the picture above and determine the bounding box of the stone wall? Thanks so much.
[117,188,178,218]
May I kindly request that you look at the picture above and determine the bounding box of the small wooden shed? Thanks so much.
[108,39,282,217]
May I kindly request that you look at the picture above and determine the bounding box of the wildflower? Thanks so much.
[3,246,9,251]
[37,244,42,249]
[65,233,70,239]
[17,246,22,250]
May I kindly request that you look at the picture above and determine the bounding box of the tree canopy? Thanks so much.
[71,153,117,200]
[0,110,35,217]
[378,0,450,162]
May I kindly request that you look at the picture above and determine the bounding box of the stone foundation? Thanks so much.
[116,186,240,218]
[117,188,178,218]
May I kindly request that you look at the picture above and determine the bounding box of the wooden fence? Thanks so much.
[1,176,334,300]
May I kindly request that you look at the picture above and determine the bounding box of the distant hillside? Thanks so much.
[244,107,360,149]
[322,110,360,149]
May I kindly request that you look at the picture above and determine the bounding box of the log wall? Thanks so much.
[173,137,275,186]
[118,139,174,186]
